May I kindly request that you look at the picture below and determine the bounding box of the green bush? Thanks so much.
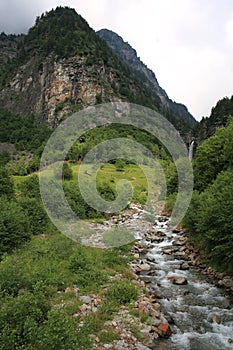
[106,280,138,305]
[0,197,31,255]
[195,169,233,270]
[17,197,49,234]
[0,167,14,200]
[69,246,108,292]
[0,285,92,350]
[0,150,11,168]
[0,285,50,350]
[0,234,75,296]
[115,159,125,172]
[37,308,92,350]
[182,190,201,234]
[17,174,41,198]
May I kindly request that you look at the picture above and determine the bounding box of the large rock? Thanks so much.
[168,276,188,285]
[158,316,171,337]
[79,295,93,304]
[180,262,190,270]
[139,263,151,272]
[218,277,233,289]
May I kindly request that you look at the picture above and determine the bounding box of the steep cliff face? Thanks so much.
[97,29,196,126]
[0,53,122,125]
[0,8,130,125]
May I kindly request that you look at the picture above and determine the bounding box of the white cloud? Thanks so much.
[225,14,233,46]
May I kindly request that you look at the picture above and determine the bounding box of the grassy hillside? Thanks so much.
[0,158,164,349]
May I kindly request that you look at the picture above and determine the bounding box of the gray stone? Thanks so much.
[139,263,151,271]
[79,295,93,304]
[180,262,190,270]
[172,277,188,285]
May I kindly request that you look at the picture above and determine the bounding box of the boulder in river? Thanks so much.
[168,276,188,285]
[212,315,220,324]
[139,263,151,272]
[158,316,171,337]
[180,262,190,270]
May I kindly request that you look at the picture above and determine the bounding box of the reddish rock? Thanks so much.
[172,227,181,233]
[138,306,145,314]
[167,276,175,281]
[65,287,72,294]
[168,276,188,285]
[159,321,171,337]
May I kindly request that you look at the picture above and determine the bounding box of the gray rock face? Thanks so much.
[0,54,121,125]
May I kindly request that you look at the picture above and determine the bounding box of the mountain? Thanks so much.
[196,95,233,142]
[97,29,196,127]
[0,7,196,136]
[0,33,23,64]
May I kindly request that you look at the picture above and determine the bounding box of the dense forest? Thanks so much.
[165,101,233,272]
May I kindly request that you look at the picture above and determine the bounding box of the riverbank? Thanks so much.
[89,203,233,349]
[89,204,173,350]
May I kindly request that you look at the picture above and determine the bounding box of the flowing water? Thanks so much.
[144,217,233,350]
[188,140,195,161]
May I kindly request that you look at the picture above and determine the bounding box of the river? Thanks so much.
[142,215,233,350]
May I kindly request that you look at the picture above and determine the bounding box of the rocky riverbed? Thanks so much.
[80,204,233,349]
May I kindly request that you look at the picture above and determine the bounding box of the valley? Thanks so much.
[0,6,232,349]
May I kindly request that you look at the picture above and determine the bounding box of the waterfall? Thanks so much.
[188,140,194,160]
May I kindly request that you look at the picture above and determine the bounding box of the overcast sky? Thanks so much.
[0,0,232,120]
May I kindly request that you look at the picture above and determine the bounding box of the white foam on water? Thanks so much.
[171,331,233,350]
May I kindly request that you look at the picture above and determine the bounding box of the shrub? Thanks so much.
[0,286,50,349]
[37,308,92,350]
[106,281,138,305]
[17,197,49,235]
[17,174,41,198]
[0,166,14,200]
[0,197,31,255]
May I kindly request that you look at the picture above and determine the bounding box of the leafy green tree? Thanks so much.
[0,150,11,167]
[182,190,201,233]
[17,197,49,235]
[115,158,125,172]
[195,169,233,271]
[193,118,233,192]
[0,167,14,200]
[62,162,73,180]
[0,197,31,254]
[17,174,40,198]
[183,170,233,272]
[0,109,50,153]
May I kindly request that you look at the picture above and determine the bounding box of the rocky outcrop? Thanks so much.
[0,53,122,125]
[0,32,23,64]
